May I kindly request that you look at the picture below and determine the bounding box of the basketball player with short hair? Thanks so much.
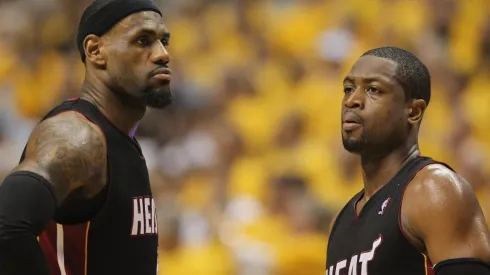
[326,47,490,275]
[0,0,171,274]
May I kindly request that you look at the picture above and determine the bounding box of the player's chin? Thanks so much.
[143,87,174,109]
[342,137,364,153]
[342,129,362,140]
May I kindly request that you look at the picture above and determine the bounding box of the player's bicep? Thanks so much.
[14,112,107,203]
[407,166,490,264]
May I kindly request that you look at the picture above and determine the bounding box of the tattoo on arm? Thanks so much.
[16,112,107,203]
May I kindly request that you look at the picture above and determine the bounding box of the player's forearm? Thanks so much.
[0,171,57,274]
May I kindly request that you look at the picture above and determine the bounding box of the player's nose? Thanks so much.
[344,88,364,110]
[150,40,170,66]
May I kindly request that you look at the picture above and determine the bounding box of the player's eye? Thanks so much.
[366,87,379,94]
[343,87,355,94]
[161,39,169,47]
[136,36,150,46]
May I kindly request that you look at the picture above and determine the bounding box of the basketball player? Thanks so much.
[326,47,490,275]
[0,0,171,274]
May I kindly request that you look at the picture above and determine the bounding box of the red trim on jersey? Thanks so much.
[39,222,62,275]
[38,222,90,275]
[67,97,80,101]
[63,222,90,275]
[424,254,435,275]
[84,222,90,275]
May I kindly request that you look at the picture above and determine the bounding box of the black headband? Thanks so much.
[76,0,162,62]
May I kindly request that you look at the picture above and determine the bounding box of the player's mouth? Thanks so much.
[150,67,172,81]
[343,122,362,131]
[342,112,363,131]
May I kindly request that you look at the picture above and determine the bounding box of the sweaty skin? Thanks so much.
[13,10,172,204]
[329,54,490,267]
[402,164,490,264]
[13,112,107,205]
[0,9,171,275]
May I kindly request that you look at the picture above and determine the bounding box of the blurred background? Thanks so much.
[0,0,489,274]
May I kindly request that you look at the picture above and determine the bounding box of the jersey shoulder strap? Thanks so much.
[19,97,105,163]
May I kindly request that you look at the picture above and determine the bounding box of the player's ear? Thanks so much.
[407,99,427,125]
[84,34,106,68]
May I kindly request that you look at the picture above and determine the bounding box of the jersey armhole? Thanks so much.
[73,109,111,224]
[397,160,456,252]
[52,109,111,225]
[397,161,431,253]
[397,160,445,273]
[397,160,455,274]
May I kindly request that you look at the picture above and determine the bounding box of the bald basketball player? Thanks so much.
[0,0,171,274]
[326,47,490,275]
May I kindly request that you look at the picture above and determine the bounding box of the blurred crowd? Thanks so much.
[0,0,489,274]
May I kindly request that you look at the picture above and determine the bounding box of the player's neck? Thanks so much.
[80,79,145,136]
[360,142,420,198]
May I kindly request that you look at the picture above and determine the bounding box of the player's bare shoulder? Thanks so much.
[401,163,490,262]
[402,163,478,220]
[404,163,471,204]
[15,111,108,203]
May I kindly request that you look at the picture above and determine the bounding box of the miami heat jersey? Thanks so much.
[326,156,440,275]
[19,98,158,275]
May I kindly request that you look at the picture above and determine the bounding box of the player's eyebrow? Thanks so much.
[131,27,170,39]
[343,75,393,85]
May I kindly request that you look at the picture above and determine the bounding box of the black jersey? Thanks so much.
[19,98,158,275]
[326,156,444,275]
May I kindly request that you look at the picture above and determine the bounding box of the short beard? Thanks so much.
[342,135,366,153]
[143,87,174,109]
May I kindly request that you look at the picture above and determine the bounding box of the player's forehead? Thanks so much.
[112,11,167,36]
[344,55,398,85]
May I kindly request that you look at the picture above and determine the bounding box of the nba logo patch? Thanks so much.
[378,197,391,215]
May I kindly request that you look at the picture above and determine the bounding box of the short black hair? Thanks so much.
[361,47,431,105]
